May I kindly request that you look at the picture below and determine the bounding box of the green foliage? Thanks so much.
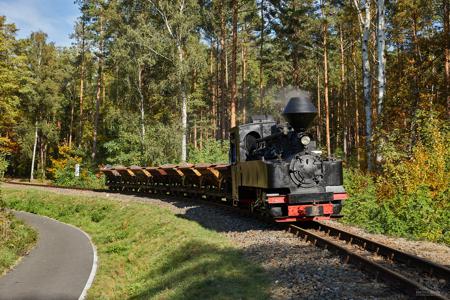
[343,111,450,245]
[0,155,8,180]
[49,145,105,189]
[53,166,105,189]
[3,187,270,299]
[341,169,383,233]
[103,119,182,166]
[188,139,229,164]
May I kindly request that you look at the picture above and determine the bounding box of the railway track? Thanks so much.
[4,181,105,192]
[4,181,449,298]
[289,223,450,299]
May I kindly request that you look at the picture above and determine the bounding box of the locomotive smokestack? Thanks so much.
[282,96,317,132]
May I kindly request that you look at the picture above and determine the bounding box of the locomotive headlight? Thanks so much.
[300,135,311,146]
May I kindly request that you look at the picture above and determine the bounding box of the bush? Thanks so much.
[53,166,105,189]
[341,169,383,233]
[342,110,450,245]
[0,155,7,180]
[49,145,105,189]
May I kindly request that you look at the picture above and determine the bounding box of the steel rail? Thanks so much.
[288,224,448,300]
[310,221,450,281]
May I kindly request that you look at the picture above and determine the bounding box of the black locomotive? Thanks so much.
[102,95,346,222]
[229,95,346,222]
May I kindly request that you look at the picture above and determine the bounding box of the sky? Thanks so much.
[0,0,80,47]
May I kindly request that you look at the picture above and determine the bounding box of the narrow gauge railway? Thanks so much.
[4,181,449,298]
[289,224,450,299]
[101,161,346,223]
[102,95,347,223]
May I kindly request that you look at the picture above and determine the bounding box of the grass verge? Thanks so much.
[2,187,270,300]
[0,186,37,275]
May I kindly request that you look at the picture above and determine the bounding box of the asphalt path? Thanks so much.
[0,211,96,300]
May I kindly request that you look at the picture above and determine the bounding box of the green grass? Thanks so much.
[0,211,37,275]
[2,187,270,300]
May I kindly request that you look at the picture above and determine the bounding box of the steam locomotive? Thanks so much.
[102,95,346,222]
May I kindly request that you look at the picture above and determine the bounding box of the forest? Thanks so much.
[0,0,449,242]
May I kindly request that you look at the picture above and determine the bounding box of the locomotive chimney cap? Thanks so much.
[282,96,317,132]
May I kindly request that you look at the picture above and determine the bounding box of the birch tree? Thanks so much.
[353,0,373,170]
[149,0,201,162]
[376,0,386,117]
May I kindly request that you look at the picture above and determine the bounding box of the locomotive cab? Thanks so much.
[230,95,347,222]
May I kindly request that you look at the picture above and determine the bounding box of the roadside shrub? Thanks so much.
[342,110,450,245]
[341,169,383,233]
[49,145,105,189]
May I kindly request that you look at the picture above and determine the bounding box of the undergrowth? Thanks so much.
[48,145,105,189]
[2,187,270,299]
[342,111,449,245]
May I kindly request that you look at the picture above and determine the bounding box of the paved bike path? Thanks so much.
[0,211,97,300]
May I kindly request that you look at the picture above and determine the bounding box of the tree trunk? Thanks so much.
[30,121,38,181]
[316,71,321,145]
[361,0,372,170]
[323,22,331,157]
[199,111,204,149]
[376,0,386,117]
[230,0,238,128]
[178,45,188,162]
[339,26,347,158]
[215,39,220,139]
[292,50,300,88]
[193,119,198,149]
[241,41,247,124]
[353,46,361,167]
[92,14,104,162]
[39,136,45,179]
[138,65,145,146]
[210,45,217,138]
[42,141,47,179]
[68,93,74,148]
[259,0,264,111]
[78,21,85,149]
[409,15,422,153]
[444,0,449,115]
[225,44,229,135]
[219,0,227,140]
